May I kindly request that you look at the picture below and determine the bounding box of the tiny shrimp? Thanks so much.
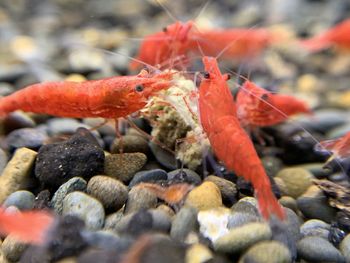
[236,80,311,129]
[198,56,285,220]
[301,19,350,52]
[0,69,175,119]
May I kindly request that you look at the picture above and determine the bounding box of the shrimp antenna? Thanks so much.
[194,0,211,21]
[154,0,179,23]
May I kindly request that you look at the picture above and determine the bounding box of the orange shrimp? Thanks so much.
[0,69,175,119]
[198,56,285,220]
[129,21,194,70]
[236,80,311,128]
[0,207,54,244]
[301,19,350,52]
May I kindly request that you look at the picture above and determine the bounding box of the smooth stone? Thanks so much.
[104,210,124,231]
[87,176,128,212]
[124,186,158,214]
[2,235,28,262]
[184,181,222,211]
[62,191,105,230]
[295,163,332,178]
[198,207,231,243]
[104,153,147,182]
[83,118,116,137]
[46,118,83,135]
[205,175,237,206]
[125,209,153,236]
[297,236,345,263]
[170,206,198,243]
[77,248,119,263]
[214,222,272,254]
[261,156,284,178]
[340,234,350,263]
[0,148,37,203]
[149,209,172,233]
[0,148,8,174]
[300,219,330,239]
[279,196,298,213]
[3,190,35,210]
[111,134,149,154]
[239,241,292,263]
[4,128,48,153]
[185,244,213,263]
[227,211,261,229]
[0,82,15,96]
[2,111,36,134]
[297,185,337,223]
[81,230,131,251]
[149,141,177,170]
[129,169,168,187]
[167,169,202,185]
[51,177,87,214]
[35,128,105,188]
[232,198,260,216]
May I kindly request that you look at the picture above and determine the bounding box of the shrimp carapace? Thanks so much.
[198,56,285,220]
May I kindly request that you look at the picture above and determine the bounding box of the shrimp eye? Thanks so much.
[135,84,144,92]
[261,94,269,100]
[163,27,168,33]
[203,71,210,79]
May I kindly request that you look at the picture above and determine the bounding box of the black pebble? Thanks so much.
[35,128,105,189]
[126,209,153,237]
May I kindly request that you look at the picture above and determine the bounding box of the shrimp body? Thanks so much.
[130,21,194,70]
[301,19,350,52]
[198,57,284,220]
[236,80,311,128]
[0,70,174,118]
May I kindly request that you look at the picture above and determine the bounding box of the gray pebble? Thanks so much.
[104,210,124,231]
[62,191,105,230]
[129,169,168,187]
[0,82,15,96]
[111,134,149,154]
[228,211,261,229]
[124,186,157,214]
[2,234,29,262]
[0,148,8,174]
[300,219,330,239]
[3,190,35,211]
[149,142,177,170]
[297,236,345,262]
[340,234,350,263]
[170,206,198,242]
[87,175,128,212]
[168,168,202,185]
[4,128,48,153]
[149,209,172,233]
[51,177,87,214]
[81,230,132,251]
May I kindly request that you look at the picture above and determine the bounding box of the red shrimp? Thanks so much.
[129,21,194,70]
[198,56,285,220]
[0,69,175,119]
[236,80,311,128]
[301,19,350,52]
[0,207,54,244]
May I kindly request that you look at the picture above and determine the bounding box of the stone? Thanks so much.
[124,186,158,214]
[170,206,198,243]
[3,190,35,210]
[205,175,237,206]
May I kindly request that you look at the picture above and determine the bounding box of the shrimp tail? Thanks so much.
[0,208,55,244]
[299,35,332,52]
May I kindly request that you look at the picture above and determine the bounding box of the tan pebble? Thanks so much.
[0,148,37,204]
[55,257,77,263]
[156,204,175,217]
[65,74,86,82]
[297,74,318,93]
[279,196,298,213]
[186,243,213,263]
[185,181,222,211]
[2,234,29,262]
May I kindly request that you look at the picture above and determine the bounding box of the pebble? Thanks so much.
[300,219,330,239]
[275,167,314,198]
[62,191,105,230]
[124,185,157,214]
[204,175,237,207]
[232,197,260,215]
[198,207,231,243]
[111,134,149,154]
[340,234,350,263]
[104,152,147,182]
[149,141,177,170]
[2,111,36,134]
[261,156,284,178]
[77,248,119,263]
[170,206,198,243]
[2,235,28,262]
[0,148,8,174]
[214,222,272,254]
[184,181,222,211]
[81,230,131,252]
[129,169,168,187]
[3,128,48,153]
[149,209,172,233]
[125,209,153,236]
[87,175,128,212]
[185,243,213,263]
[167,169,202,185]
[104,210,124,231]
[51,177,87,214]
[227,211,261,229]
[35,128,105,188]
[0,82,15,96]
[297,236,345,263]
[0,148,37,203]
[3,190,35,210]
[46,118,84,135]
[297,185,337,223]
[279,196,298,212]
[239,241,292,263]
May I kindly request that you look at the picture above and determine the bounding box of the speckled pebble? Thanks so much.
[340,234,350,263]
[168,169,202,185]
[3,190,35,211]
[51,177,87,214]
[129,169,168,187]
[62,191,105,230]
[275,168,314,198]
[4,128,48,153]
[184,181,222,211]
[0,148,37,203]
[170,206,198,243]
[104,210,124,231]
[297,236,345,262]
[124,185,157,214]
[111,134,149,154]
[205,175,237,206]
[239,241,292,263]
[2,235,29,262]
[87,175,128,212]
[104,152,147,182]
[214,222,272,254]
[300,219,330,239]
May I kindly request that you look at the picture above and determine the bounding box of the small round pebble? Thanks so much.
[4,128,48,153]
[111,134,149,154]
[184,181,222,211]
[2,235,29,262]
[104,152,147,182]
[168,168,202,185]
[340,234,350,263]
[300,219,330,239]
[149,209,172,233]
[124,186,158,214]
[205,175,237,206]
[62,191,105,230]
[87,175,128,212]
[239,241,292,263]
[186,244,213,263]
[149,142,177,170]
[129,169,168,187]
[214,222,272,254]
[297,236,345,262]
[170,206,198,242]
[3,190,35,211]
[279,196,298,212]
